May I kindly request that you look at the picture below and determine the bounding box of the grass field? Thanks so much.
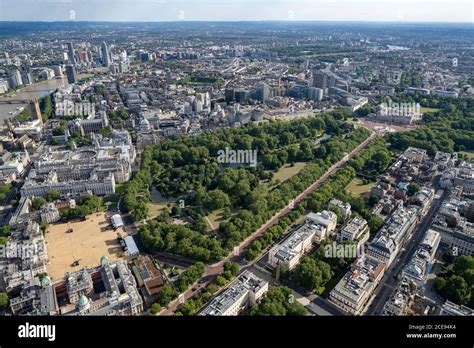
[460,151,474,161]
[205,208,236,231]
[206,208,224,231]
[147,202,173,218]
[45,212,127,280]
[346,178,375,197]
[271,162,306,184]
[420,107,440,114]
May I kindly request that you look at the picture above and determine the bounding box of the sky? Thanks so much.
[0,0,473,22]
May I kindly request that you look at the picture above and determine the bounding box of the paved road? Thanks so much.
[161,131,376,315]
[367,190,447,315]
[295,291,345,316]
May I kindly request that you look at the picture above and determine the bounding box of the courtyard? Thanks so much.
[45,212,127,280]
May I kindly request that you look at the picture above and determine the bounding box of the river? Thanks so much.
[0,78,69,121]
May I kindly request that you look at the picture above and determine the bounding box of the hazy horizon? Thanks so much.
[0,0,472,23]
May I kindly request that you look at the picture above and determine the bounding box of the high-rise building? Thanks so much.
[67,42,76,65]
[307,87,324,101]
[101,41,111,67]
[139,52,150,62]
[66,64,77,84]
[4,52,12,65]
[225,88,235,103]
[256,83,270,102]
[10,69,23,88]
[313,71,327,95]
[235,90,249,103]
[20,65,33,85]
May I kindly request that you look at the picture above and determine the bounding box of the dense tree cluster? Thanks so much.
[219,129,371,250]
[60,195,104,220]
[249,286,308,316]
[387,97,474,155]
[122,147,153,221]
[0,292,8,310]
[0,226,10,246]
[0,183,13,202]
[245,206,305,261]
[39,95,54,122]
[435,255,474,308]
[176,262,205,292]
[156,284,179,307]
[127,111,371,261]
[139,221,224,262]
[294,256,332,291]
[349,137,393,175]
[305,167,357,213]
[32,197,47,210]
[107,108,130,124]
[44,190,61,202]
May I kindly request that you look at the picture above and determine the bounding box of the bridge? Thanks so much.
[0,99,28,105]
[0,87,58,104]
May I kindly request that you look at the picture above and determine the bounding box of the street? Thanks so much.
[367,189,447,315]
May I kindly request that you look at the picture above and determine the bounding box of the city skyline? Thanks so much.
[0,0,473,23]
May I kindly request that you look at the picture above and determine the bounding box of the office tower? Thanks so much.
[20,65,33,85]
[235,89,249,103]
[10,69,23,87]
[67,42,76,65]
[66,64,77,84]
[256,83,270,102]
[29,99,43,125]
[225,88,235,104]
[4,52,11,65]
[307,87,324,101]
[313,71,327,95]
[139,52,150,62]
[101,41,111,67]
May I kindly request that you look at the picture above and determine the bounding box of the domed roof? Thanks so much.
[41,275,51,286]
[100,256,109,266]
[78,295,89,307]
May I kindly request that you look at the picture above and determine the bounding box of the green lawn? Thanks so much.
[420,107,440,114]
[205,208,235,231]
[115,183,126,194]
[460,151,474,161]
[271,162,306,184]
[103,195,120,210]
[346,178,375,197]
[147,202,174,218]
